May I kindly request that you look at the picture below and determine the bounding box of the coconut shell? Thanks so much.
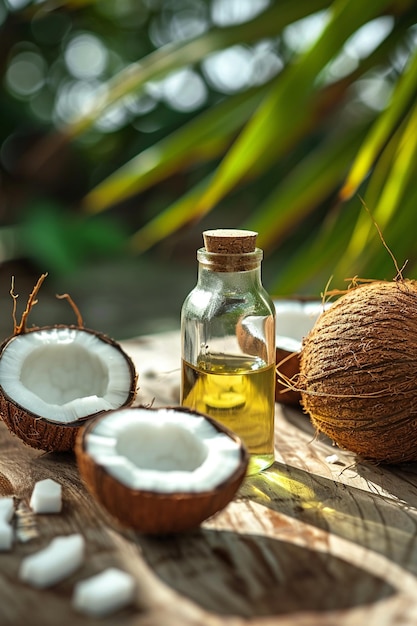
[299,280,417,463]
[273,298,330,407]
[275,348,301,406]
[0,397,80,452]
[0,325,137,453]
[75,407,249,534]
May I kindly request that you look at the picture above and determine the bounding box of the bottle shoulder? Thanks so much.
[182,285,274,319]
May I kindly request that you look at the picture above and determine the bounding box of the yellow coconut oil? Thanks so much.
[181,354,275,475]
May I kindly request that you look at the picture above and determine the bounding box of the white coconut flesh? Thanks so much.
[85,408,242,493]
[0,328,133,424]
[274,300,330,351]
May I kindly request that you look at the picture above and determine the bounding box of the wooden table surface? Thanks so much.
[1,330,417,626]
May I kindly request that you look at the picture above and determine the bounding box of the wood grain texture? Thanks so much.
[0,331,416,625]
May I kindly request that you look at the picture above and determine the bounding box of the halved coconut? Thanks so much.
[75,406,248,534]
[0,325,137,452]
[274,299,330,406]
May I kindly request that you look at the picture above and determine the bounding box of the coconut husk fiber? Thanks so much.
[298,279,417,464]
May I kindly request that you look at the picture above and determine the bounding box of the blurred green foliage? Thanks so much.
[1,0,417,295]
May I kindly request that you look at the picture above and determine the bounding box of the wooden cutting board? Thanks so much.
[0,331,417,626]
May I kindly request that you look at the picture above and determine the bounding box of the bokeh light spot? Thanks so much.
[202,46,254,93]
[5,51,46,98]
[161,68,207,112]
[211,0,270,27]
[64,33,108,80]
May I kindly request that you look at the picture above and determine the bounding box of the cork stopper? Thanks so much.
[199,229,261,272]
[203,229,258,254]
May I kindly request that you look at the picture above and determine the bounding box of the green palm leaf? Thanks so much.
[81,5,412,216]
[129,175,212,253]
[66,0,331,138]
[269,196,362,295]
[242,122,369,251]
[337,102,417,277]
[186,0,394,218]
[83,86,267,213]
[126,0,400,253]
[340,44,417,200]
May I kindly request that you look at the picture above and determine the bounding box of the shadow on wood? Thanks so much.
[138,529,393,618]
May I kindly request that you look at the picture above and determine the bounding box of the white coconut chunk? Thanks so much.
[86,408,242,493]
[0,521,13,551]
[19,533,85,588]
[274,300,330,344]
[0,328,133,423]
[325,454,341,464]
[72,567,136,617]
[276,335,303,353]
[30,479,62,514]
[0,497,14,523]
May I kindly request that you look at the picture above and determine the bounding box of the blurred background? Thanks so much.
[1,0,417,340]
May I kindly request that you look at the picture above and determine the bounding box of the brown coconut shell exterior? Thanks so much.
[75,406,249,534]
[0,325,137,453]
[299,280,417,463]
[275,348,301,406]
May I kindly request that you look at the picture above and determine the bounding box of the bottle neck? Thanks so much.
[196,247,263,274]
[196,248,264,294]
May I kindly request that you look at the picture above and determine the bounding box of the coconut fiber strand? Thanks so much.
[299,280,417,463]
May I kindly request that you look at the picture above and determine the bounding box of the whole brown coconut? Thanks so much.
[299,279,417,464]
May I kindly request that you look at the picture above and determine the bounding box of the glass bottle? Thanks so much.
[180,229,276,475]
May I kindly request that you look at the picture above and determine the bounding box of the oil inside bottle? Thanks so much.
[181,354,275,475]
